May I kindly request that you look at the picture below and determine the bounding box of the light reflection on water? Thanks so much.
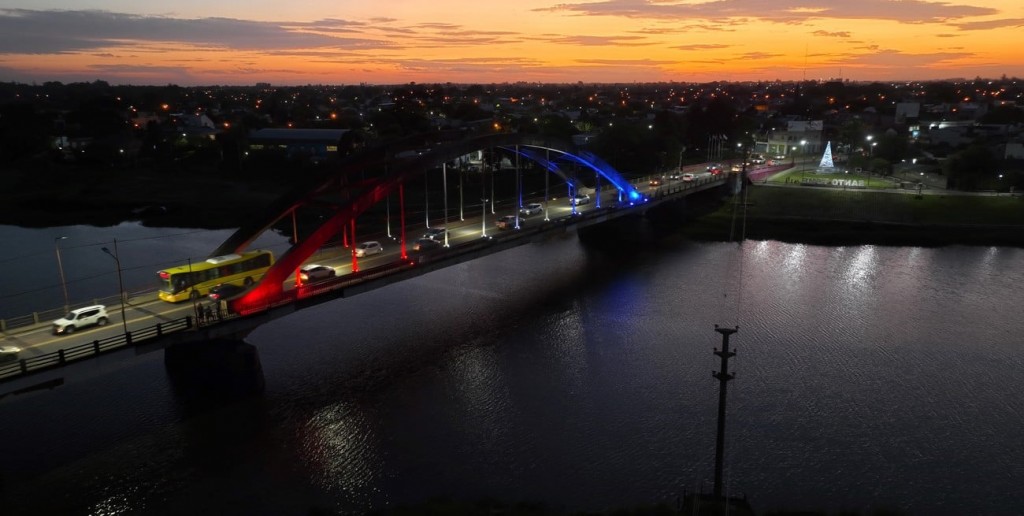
[1,223,1024,515]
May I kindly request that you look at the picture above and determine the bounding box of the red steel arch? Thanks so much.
[225,133,596,313]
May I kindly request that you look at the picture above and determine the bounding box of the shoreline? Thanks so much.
[5,178,1024,248]
[678,185,1024,248]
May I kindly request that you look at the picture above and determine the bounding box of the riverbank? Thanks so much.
[681,185,1024,247]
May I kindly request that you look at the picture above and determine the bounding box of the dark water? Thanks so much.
[1,223,1023,515]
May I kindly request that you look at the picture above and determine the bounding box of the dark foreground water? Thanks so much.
[1,227,1023,515]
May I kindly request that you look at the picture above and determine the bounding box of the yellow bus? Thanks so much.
[157,250,274,302]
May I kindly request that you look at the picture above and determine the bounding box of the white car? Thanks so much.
[299,264,336,282]
[53,305,109,335]
[571,193,591,206]
[682,173,696,182]
[354,241,383,257]
[520,203,543,216]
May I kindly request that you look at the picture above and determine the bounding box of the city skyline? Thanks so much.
[0,0,1022,86]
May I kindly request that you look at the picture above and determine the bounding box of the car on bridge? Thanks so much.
[52,305,109,336]
[0,346,20,363]
[413,237,443,252]
[423,227,448,241]
[571,193,591,206]
[208,283,249,301]
[682,173,695,182]
[649,177,663,187]
[520,203,543,217]
[668,172,683,180]
[496,215,522,230]
[354,241,383,257]
[299,264,336,282]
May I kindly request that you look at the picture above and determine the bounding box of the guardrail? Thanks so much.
[2,180,730,384]
[0,287,160,333]
[229,181,729,316]
[0,316,192,383]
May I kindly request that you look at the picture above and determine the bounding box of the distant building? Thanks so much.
[759,120,823,158]
[247,128,349,163]
[895,103,921,124]
[1005,142,1024,160]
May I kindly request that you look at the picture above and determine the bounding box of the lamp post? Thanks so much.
[480,198,489,238]
[54,236,69,311]
[101,240,129,338]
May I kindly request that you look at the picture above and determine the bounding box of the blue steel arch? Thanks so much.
[223,132,642,312]
[506,145,644,203]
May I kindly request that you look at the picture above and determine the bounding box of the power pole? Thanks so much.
[712,325,738,499]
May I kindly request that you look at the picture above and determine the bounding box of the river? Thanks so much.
[1,222,1022,515]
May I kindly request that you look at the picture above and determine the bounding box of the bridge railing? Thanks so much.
[0,287,161,333]
[644,174,726,200]
[223,193,665,317]
[0,316,192,383]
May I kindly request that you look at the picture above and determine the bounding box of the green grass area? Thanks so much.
[767,168,894,189]
[683,185,1024,247]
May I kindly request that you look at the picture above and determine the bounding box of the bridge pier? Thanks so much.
[164,339,265,399]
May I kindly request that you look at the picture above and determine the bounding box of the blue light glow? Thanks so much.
[506,145,642,202]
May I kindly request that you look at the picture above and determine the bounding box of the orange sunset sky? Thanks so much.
[0,0,1022,85]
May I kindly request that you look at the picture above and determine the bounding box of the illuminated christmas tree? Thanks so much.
[819,141,835,169]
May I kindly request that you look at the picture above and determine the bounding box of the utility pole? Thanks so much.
[712,325,738,499]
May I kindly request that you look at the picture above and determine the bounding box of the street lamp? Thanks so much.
[54,236,69,311]
[100,240,130,338]
[481,198,489,238]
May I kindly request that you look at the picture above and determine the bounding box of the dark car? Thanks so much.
[413,237,443,252]
[423,227,448,242]
[208,283,249,301]
[496,215,522,230]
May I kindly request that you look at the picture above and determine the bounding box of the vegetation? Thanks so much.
[682,186,1024,248]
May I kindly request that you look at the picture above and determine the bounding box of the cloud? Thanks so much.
[951,18,1024,30]
[813,30,851,37]
[0,9,383,53]
[540,35,654,46]
[673,44,733,51]
[574,58,676,65]
[539,0,997,24]
[735,52,784,60]
[839,48,973,67]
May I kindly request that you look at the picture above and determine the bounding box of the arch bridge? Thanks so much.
[0,133,732,391]
[214,132,666,314]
